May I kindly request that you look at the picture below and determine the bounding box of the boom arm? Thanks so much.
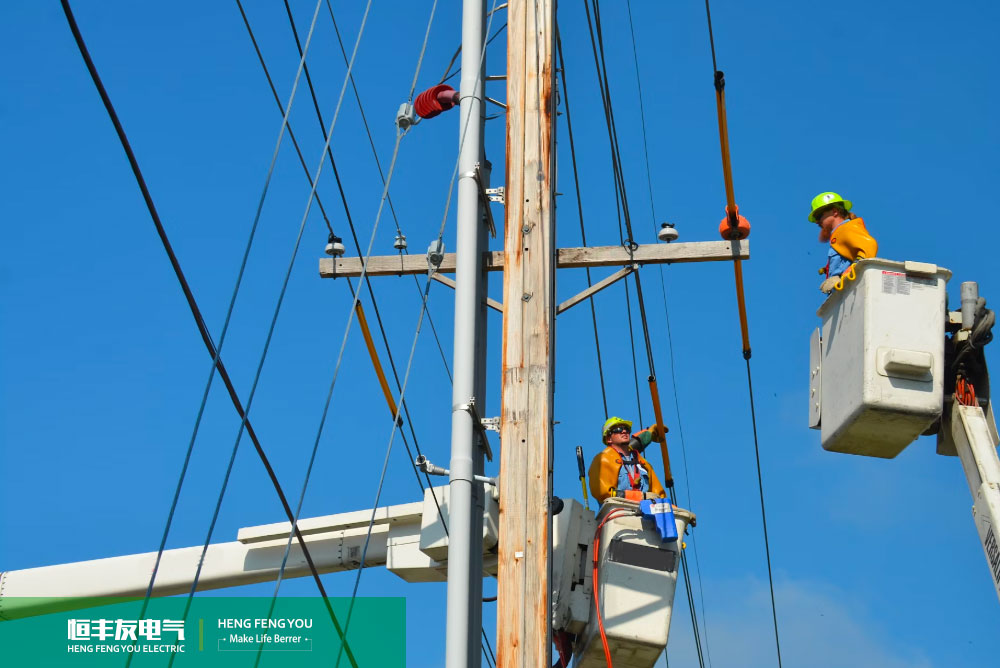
[950,401,1000,603]
[0,485,498,620]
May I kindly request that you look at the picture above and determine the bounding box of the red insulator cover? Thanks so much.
[414,84,459,119]
[718,205,751,240]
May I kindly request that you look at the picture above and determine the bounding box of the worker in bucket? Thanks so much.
[588,417,667,504]
[809,191,878,294]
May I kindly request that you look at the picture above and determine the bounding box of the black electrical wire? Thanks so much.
[324,0,454,390]
[234,0,335,233]
[323,0,453,383]
[704,0,719,74]
[322,2,503,663]
[680,549,708,668]
[58,3,358,666]
[276,0,435,499]
[318,9,498,663]
[556,29,609,417]
[581,0,651,428]
[622,2,714,656]
[482,627,497,668]
[623,277,645,427]
[583,0,636,244]
[439,22,508,84]
[744,358,784,667]
[241,7,454,639]
[236,0,429,500]
[701,1,783,664]
[583,2,715,664]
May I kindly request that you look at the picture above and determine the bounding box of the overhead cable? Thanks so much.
[56,3,359,667]
[582,1,712,662]
[623,0,713,658]
[277,0,441,496]
[317,3,506,663]
[703,1,783,665]
[555,29,609,417]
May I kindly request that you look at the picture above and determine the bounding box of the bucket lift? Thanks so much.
[809,258,1000,602]
[0,482,694,667]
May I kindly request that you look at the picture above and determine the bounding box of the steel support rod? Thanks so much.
[445,1,489,666]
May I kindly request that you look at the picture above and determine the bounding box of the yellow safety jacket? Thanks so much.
[588,444,667,504]
[829,217,878,264]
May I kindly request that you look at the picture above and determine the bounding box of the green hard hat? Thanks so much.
[601,416,633,439]
[808,191,853,222]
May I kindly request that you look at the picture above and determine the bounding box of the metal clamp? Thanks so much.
[471,164,498,238]
[427,239,445,273]
[458,397,494,461]
[415,455,497,487]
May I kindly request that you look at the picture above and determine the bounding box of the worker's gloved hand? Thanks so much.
[820,276,840,294]
[647,424,665,440]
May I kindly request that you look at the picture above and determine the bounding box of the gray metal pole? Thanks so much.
[445,0,487,667]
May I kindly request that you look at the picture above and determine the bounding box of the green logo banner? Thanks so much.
[0,597,405,667]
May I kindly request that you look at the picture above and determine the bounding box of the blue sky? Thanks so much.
[2,1,999,666]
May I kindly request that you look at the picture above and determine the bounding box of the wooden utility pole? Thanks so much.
[496,0,557,665]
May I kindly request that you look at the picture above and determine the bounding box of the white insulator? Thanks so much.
[325,234,345,257]
[394,232,408,251]
[657,223,679,243]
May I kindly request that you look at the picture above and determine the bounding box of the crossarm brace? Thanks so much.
[557,264,636,314]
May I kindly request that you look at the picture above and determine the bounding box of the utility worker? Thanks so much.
[588,416,667,504]
[809,191,878,294]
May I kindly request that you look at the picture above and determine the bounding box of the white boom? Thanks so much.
[0,482,696,668]
[949,402,1000,603]
[0,484,497,621]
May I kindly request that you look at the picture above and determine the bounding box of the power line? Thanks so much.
[701,0,782,664]
[744,358,783,667]
[56,3,360,667]
[582,1,713,664]
[319,1,506,662]
[622,2,713,660]
[233,0,335,233]
[555,29,609,418]
[322,0,455,388]
[248,0,493,664]
[275,0,441,499]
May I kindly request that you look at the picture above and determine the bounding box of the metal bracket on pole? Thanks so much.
[481,417,501,432]
[415,455,498,487]
[471,164,499,238]
[458,397,494,461]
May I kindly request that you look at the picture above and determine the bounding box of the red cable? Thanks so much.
[957,378,977,406]
[592,509,631,668]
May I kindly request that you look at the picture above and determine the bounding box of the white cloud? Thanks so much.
[661,576,934,668]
